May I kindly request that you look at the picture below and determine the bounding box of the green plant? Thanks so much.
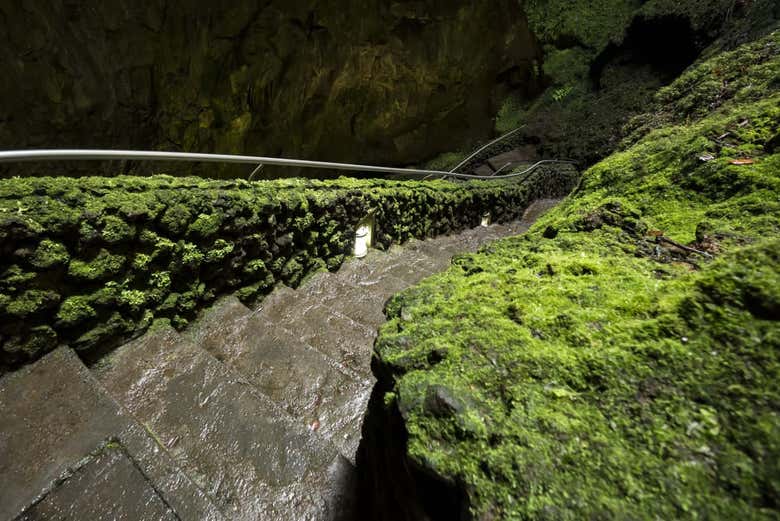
[552,85,574,104]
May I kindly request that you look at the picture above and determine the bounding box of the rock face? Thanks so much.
[0,1,541,177]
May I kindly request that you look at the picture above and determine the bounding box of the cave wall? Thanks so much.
[485,0,780,168]
[0,0,541,177]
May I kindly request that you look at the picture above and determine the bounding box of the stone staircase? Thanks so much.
[0,199,560,521]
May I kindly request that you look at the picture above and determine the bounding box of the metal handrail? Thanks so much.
[0,149,451,177]
[0,149,575,180]
[447,126,524,174]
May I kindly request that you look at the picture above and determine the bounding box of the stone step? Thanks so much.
[279,303,378,377]
[15,442,178,521]
[93,326,355,521]
[473,164,495,176]
[190,297,373,462]
[0,347,224,521]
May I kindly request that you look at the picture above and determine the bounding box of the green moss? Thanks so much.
[375,32,780,519]
[30,240,69,269]
[624,29,780,144]
[204,239,234,263]
[494,93,526,134]
[73,312,134,352]
[0,166,577,367]
[67,250,126,282]
[119,290,147,312]
[140,230,177,263]
[79,221,99,243]
[157,292,180,313]
[148,317,173,333]
[243,259,268,276]
[90,282,121,307]
[535,0,636,48]
[423,151,468,172]
[281,257,304,286]
[499,0,773,165]
[179,242,204,269]
[187,213,222,238]
[149,271,171,290]
[100,215,135,244]
[541,47,592,86]
[5,290,60,318]
[159,204,192,236]
[18,326,58,357]
[1,265,36,291]
[56,296,97,327]
[132,253,152,271]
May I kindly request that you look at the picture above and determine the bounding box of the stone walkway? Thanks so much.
[0,199,560,521]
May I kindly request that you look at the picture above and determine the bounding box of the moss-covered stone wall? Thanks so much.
[0,167,577,371]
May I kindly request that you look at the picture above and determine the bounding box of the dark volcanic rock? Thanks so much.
[0,1,542,178]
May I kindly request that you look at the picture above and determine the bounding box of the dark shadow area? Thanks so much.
[353,357,471,521]
[591,15,702,89]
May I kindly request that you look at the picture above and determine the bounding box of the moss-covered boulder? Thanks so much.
[366,29,780,520]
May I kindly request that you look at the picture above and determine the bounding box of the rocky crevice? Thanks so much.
[355,200,565,521]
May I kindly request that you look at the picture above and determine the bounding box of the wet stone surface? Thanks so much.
[94,327,355,521]
[15,444,177,521]
[0,347,223,521]
[188,198,562,466]
[0,199,559,521]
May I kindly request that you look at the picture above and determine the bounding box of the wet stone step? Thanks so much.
[325,249,403,286]
[0,347,223,521]
[94,327,355,521]
[187,295,254,359]
[486,147,537,171]
[15,443,178,521]
[194,303,373,462]
[319,285,396,331]
[282,303,378,378]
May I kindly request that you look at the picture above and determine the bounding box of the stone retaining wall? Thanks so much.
[0,167,577,370]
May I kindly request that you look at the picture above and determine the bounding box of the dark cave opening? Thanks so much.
[590,15,703,89]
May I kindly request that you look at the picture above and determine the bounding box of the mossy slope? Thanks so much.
[488,0,779,169]
[0,167,577,371]
[374,29,780,519]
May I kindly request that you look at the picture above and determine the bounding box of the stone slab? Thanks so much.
[15,443,177,521]
[187,295,252,361]
[284,304,378,378]
[486,146,538,171]
[0,347,224,521]
[94,327,355,520]
[212,312,372,461]
[473,164,495,177]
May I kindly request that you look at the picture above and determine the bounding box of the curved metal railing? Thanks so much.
[0,149,575,181]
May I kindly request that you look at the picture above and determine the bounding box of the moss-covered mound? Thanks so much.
[372,29,780,519]
[0,167,576,371]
